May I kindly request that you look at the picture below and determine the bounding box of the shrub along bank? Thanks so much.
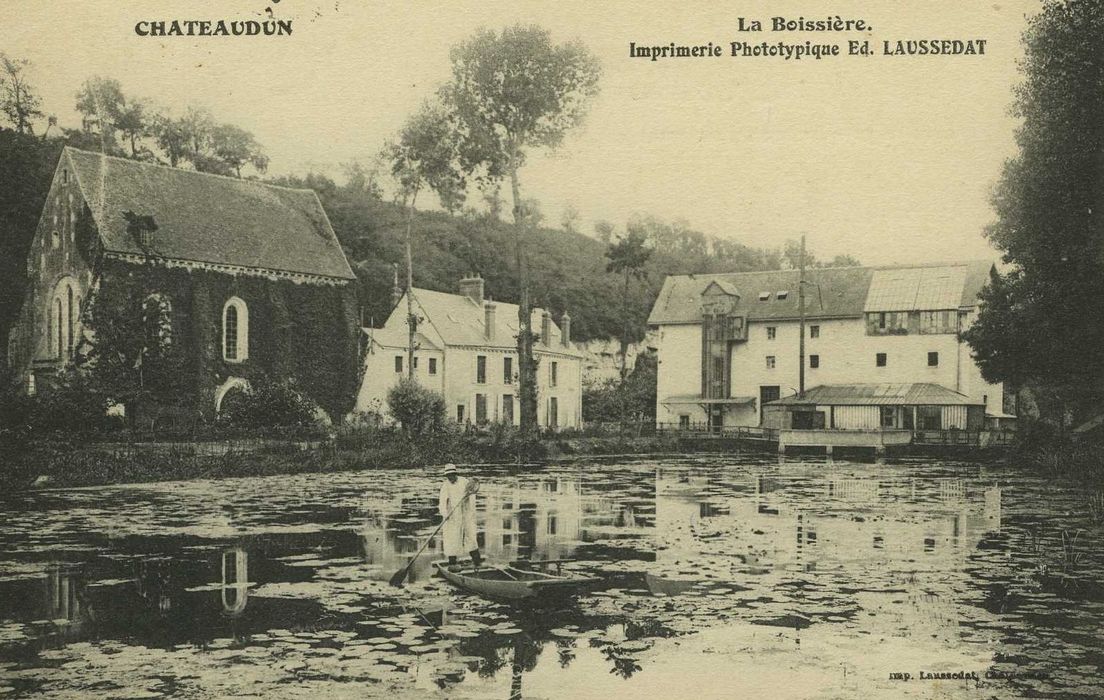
[0,427,694,491]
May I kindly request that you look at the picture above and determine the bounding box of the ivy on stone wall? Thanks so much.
[87,260,358,423]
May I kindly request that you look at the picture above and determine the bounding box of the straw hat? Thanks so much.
[442,463,458,476]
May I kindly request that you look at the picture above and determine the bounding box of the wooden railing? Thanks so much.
[911,429,1016,446]
[654,423,1014,448]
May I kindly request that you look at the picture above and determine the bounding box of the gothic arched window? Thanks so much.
[222,297,248,362]
[47,277,79,362]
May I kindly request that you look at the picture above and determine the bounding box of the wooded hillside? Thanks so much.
[273,172,832,343]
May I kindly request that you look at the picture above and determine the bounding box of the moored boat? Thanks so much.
[432,561,597,602]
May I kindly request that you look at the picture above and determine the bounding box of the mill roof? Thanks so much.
[768,383,982,406]
[65,148,355,281]
[647,261,993,326]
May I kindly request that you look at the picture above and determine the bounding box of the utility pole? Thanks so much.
[798,234,806,399]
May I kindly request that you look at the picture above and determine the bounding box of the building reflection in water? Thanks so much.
[220,548,250,617]
[41,563,87,635]
[654,466,1006,645]
[134,557,174,615]
[361,476,622,581]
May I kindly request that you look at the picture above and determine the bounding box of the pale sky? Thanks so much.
[3,0,1040,264]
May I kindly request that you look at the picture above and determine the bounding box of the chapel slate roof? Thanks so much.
[768,383,982,406]
[404,288,581,356]
[647,261,994,326]
[65,148,355,281]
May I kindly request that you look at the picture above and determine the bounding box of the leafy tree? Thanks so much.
[210,123,269,177]
[387,377,446,435]
[151,113,190,167]
[783,239,815,270]
[520,198,544,228]
[75,77,156,159]
[582,350,656,429]
[605,230,652,379]
[385,100,467,378]
[826,254,862,267]
[0,131,62,361]
[77,269,190,423]
[560,204,580,235]
[442,24,601,437]
[180,105,214,159]
[594,220,615,244]
[75,77,126,152]
[0,53,45,135]
[342,157,384,199]
[963,0,1104,425]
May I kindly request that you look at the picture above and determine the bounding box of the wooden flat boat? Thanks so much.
[433,561,597,602]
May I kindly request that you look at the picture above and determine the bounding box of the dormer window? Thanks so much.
[124,211,158,250]
[776,291,789,300]
[62,169,68,184]
[51,230,60,249]
[758,291,771,301]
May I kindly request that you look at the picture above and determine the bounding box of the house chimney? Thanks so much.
[541,310,552,346]
[459,273,484,305]
[561,311,571,347]
[484,301,496,340]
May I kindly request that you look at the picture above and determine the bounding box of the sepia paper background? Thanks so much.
[4,0,1037,265]
[0,2,1052,698]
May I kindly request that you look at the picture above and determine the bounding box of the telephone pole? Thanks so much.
[798,234,806,399]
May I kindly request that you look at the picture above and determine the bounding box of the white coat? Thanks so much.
[439,476,478,558]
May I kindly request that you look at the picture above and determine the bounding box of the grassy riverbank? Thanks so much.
[0,429,699,491]
[5,423,1100,493]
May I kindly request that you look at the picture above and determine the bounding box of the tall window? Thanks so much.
[809,354,819,369]
[766,355,776,369]
[428,357,437,375]
[66,286,75,356]
[766,326,777,340]
[550,361,558,387]
[475,394,487,424]
[394,356,403,373]
[54,298,63,359]
[928,351,939,367]
[504,357,513,384]
[142,294,172,355]
[876,353,887,367]
[502,394,514,424]
[476,355,487,384]
[222,297,248,362]
[49,278,77,361]
[810,325,820,338]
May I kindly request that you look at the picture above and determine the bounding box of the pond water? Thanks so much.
[0,456,1102,699]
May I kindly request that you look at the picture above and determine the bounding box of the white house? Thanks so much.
[648,261,1008,430]
[356,275,584,429]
